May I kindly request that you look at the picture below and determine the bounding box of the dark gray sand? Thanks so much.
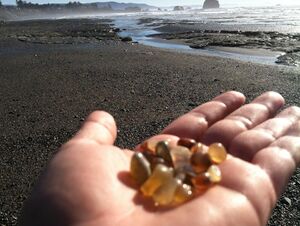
[0,19,299,225]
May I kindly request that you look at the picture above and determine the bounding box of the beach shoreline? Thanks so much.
[0,18,299,225]
[111,16,300,67]
[149,21,300,67]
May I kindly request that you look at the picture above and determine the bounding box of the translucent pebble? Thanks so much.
[177,138,196,149]
[190,151,211,173]
[190,142,204,154]
[191,172,211,191]
[170,146,191,170]
[173,184,193,204]
[153,178,181,206]
[208,143,227,164]
[156,140,172,165]
[141,150,155,163]
[130,152,151,186]
[140,164,173,197]
[207,165,221,183]
[141,140,158,153]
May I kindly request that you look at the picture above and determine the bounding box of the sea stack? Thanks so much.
[203,0,220,9]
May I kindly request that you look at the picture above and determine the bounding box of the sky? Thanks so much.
[2,0,299,7]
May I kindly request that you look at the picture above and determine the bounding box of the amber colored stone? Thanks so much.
[207,165,221,183]
[190,151,212,173]
[141,140,158,153]
[208,143,227,164]
[173,183,193,204]
[190,142,204,154]
[191,172,212,191]
[142,150,156,163]
[177,138,197,149]
[170,146,191,170]
[153,178,181,206]
[140,164,173,197]
[156,140,172,165]
[130,152,151,186]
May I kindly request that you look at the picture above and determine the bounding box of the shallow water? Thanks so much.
[96,5,300,33]
[113,18,284,66]
[88,5,300,66]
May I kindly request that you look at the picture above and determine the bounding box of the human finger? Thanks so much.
[252,121,300,196]
[230,106,300,161]
[73,111,117,145]
[162,91,246,140]
[201,91,285,146]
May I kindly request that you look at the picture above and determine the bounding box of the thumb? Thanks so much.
[74,111,117,145]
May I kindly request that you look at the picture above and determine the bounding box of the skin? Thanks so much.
[19,91,300,226]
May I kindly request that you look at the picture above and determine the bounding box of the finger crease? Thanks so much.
[227,115,253,129]
[254,128,277,141]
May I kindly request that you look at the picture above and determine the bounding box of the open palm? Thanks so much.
[20,91,300,226]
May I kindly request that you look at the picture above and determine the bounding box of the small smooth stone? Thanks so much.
[190,142,204,154]
[140,164,173,197]
[153,178,181,206]
[156,140,172,165]
[173,183,193,204]
[190,151,212,173]
[170,146,192,170]
[208,143,227,164]
[177,138,197,149]
[191,172,211,191]
[142,150,156,163]
[207,165,221,183]
[130,152,151,186]
[141,140,158,153]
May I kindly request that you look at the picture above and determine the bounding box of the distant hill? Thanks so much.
[94,1,156,10]
[0,1,157,21]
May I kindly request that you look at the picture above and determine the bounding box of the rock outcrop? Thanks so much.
[173,6,184,11]
[203,0,220,9]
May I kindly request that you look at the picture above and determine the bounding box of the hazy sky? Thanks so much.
[2,0,299,7]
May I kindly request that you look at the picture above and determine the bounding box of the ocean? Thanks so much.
[63,5,300,66]
[95,5,300,33]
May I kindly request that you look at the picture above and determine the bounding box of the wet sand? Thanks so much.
[0,19,299,225]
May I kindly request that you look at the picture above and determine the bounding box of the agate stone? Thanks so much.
[208,143,227,164]
[130,152,151,186]
[170,146,191,169]
[156,140,172,165]
[141,164,173,196]
[173,184,193,204]
[177,138,196,149]
[152,178,181,205]
[130,139,227,206]
[190,151,211,173]
[207,165,221,183]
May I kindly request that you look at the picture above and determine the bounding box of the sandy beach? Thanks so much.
[0,19,299,225]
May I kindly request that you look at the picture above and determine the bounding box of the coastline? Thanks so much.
[0,18,299,225]
[113,17,300,67]
[150,22,300,67]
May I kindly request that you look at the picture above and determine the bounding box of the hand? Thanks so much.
[19,91,300,226]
